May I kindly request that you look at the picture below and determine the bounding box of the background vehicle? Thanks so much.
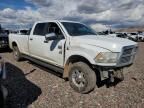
[17,29,29,35]
[9,20,138,93]
[116,33,128,38]
[137,33,144,41]
[127,32,138,41]
[98,31,128,39]
[0,30,9,49]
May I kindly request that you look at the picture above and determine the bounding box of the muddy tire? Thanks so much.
[13,46,22,61]
[69,62,96,93]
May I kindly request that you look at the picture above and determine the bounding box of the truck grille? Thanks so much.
[119,56,131,64]
[118,46,137,65]
[122,48,133,55]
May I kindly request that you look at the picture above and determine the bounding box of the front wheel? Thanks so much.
[69,62,96,93]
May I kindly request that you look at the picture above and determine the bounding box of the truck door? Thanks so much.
[29,22,65,67]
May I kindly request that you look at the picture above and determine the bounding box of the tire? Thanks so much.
[69,62,96,93]
[13,46,22,61]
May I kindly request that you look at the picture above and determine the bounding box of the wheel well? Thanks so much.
[66,55,91,66]
[12,42,17,48]
[63,55,92,78]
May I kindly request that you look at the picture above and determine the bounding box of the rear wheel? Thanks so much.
[69,62,96,93]
[13,46,22,61]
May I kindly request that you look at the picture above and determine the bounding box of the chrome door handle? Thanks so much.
[58,45,62,49]
[30,38,33,40]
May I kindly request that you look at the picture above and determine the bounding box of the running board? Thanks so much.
[22,54,64,73]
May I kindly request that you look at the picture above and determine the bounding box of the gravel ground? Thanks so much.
[0,42,144,108]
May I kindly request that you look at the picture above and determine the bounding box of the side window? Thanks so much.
[46,22,64,38]
[33,23,47,36]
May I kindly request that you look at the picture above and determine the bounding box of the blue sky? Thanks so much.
[0,0,144,31]
[0,0,35,9]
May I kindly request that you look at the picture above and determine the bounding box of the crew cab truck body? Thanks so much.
[9,20,138,93]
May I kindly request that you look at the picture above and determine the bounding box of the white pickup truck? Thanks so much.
[9,20,138,93]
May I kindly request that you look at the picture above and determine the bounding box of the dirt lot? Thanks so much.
[0,42,144,108]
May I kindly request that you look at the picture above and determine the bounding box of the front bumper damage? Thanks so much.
[98,67,124,82]
[94,45,137,82]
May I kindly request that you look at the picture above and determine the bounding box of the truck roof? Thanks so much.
[35,20,81,24]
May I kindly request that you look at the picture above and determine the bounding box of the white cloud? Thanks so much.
[0,7,42,29]
[91,23,108,32]
[0,0,144,30]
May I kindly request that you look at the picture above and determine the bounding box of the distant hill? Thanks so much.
[116,27,144,33]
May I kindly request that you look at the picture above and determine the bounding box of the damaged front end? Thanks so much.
[98,67,124,83]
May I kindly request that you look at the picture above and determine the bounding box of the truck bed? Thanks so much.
[9,34,29,55]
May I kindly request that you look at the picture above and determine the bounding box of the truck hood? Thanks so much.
[71,35,137,52]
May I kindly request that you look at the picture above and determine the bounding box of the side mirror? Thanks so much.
[45,33,57,41]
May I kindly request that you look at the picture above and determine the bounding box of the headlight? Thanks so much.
[95,52,119,63]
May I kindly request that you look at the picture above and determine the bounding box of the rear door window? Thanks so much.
[33,23,47,36]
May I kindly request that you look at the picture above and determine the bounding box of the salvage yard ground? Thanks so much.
[1,42,144,108]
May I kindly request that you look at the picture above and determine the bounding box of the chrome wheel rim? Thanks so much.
[72,69,86,88]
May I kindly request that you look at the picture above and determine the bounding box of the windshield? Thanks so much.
[62,22,96,36]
